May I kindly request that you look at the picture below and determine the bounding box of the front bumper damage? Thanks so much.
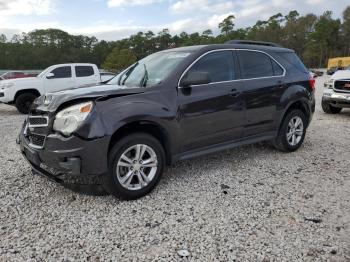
[18,120,110,195]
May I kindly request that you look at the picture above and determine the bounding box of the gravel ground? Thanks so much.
[0,75,349,261]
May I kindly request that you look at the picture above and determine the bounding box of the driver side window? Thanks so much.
[50,66,72,79]
[187,51,236,83]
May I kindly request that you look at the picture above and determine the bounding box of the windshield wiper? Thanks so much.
[140,64,149,87]
[120,62,139,86]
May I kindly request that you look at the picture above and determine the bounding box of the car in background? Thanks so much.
[0,71,38,81]
[309,69,323,77]
[0,63,115,114]
[322,69,350,113]
[327,66,342,75]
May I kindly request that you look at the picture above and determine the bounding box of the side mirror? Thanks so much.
[46,72,55,79]
[181,71,210,88]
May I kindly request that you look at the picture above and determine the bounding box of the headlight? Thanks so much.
[53,101,93,136]
[324,79,334,89]
[0,82,14,90]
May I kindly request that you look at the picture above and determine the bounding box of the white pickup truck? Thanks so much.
[0,63,115,113]
[322,69,350,114]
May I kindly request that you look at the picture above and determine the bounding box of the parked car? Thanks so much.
[327,66,343,75]
[18,41,315,200]
[322,69,350,113]
[0,63,113,113]
[309,69,323,77]
[0,71,38,80]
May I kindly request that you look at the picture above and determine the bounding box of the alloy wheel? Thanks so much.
[286,116,304,146]
[116,144,158,191]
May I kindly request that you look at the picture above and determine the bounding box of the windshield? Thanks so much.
[108,51,191,88]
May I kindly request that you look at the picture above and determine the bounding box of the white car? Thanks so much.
[0,63,115,113]
[322,69,350,114]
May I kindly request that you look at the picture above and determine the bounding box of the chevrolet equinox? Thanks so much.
[18,40,315,199]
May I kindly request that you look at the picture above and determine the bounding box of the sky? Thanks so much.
[0,0,349,41]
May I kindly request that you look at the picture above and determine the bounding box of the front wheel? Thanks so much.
[321,99,342,114]
[272,109,307,152]
[103,133,165,200]
[15,92,38,114]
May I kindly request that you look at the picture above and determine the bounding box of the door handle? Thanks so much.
[229,89,241,97]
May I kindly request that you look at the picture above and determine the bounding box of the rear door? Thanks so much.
[74,65,100,86]
[178,50,245,152]
[44,65,75,93]
[237,50,285,137]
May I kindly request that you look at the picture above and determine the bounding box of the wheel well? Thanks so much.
[108,121,172,165]
[14,89,41,101]
[282,101,310,126]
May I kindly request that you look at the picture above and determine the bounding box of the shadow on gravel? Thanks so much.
[0,107,21,116]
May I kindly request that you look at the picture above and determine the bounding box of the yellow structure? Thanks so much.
[327,57,350,69]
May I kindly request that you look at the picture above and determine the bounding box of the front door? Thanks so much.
[178,50,245,152]
[44,66,76,93]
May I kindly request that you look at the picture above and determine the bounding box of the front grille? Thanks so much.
[334,80,350,92]
[28,116,48,127]
[29,133,46,148]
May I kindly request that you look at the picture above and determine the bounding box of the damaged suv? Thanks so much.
[18,41,315,199]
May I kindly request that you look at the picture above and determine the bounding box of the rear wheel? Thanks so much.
[103,133,165,200]
[15,92,38,114]
[321,99,342,114]
[272,109,307,152]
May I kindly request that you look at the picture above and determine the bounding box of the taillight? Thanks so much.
[309,77,315,92]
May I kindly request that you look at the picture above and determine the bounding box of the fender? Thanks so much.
[277,83,312,128]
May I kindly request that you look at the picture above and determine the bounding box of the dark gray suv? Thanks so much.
[18,40,315,199]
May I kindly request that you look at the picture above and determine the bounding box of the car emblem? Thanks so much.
[344,83,350,88]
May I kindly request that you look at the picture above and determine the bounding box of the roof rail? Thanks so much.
[225,40,282,48]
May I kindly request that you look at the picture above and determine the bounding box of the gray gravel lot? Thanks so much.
[0,75,349,261]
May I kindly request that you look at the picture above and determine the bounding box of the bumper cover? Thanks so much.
[323,89,350,108]
[18,128,110,195]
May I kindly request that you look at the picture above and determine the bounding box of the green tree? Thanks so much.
[342,6,350,55]
[219,15,235,36]
[102,48,137,72]
[0,34,6,43]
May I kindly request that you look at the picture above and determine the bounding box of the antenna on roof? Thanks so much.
[225,40,281,48]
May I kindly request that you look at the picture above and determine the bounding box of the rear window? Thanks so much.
[238,50,274,78]
[76,66,94,77]
[278,52,308,73]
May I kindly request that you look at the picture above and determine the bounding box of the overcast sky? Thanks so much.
[0,0,349,41]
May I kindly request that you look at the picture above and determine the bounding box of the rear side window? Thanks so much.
[188,51,235,83]
[278,52,308,73]
[238,50,274,78]
[50,66,72,79]
[272,60,284,75]
[76,66,94,77]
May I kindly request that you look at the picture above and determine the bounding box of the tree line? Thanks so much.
[0,6,349,71]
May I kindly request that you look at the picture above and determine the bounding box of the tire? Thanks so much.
[103,133,165,200]
[15,92,38,114]
[272,109,307,152]
[321,99,342,114]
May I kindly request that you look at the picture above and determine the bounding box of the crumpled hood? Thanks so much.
[331,70,350,80]
[32,84,145,113]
